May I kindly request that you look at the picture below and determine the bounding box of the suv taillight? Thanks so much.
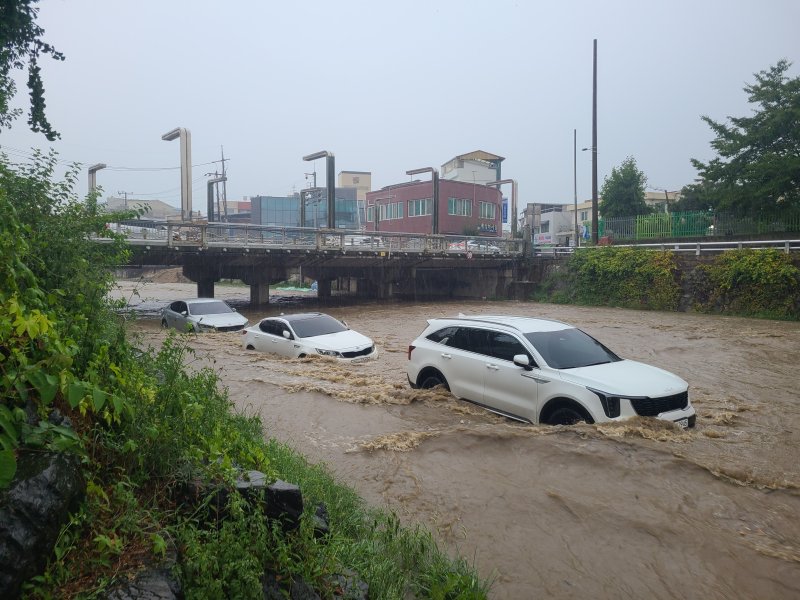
[407,345,415,360]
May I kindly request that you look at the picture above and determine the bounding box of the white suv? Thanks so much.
[407,315,696,427]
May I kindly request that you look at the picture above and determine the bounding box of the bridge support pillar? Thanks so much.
[317,278,332,298]
[250,282,270,306]
[197,279,215,298]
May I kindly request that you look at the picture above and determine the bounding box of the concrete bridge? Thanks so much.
[105,222,537,305]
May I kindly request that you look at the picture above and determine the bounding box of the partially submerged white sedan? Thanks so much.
[161,298,248,333]
[242,312,377,362]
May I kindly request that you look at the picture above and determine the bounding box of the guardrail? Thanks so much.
[533,239,800,257]
[99,222,525,256]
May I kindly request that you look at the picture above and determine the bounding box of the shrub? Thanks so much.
[694,249,800,319]
[554,247,681,311]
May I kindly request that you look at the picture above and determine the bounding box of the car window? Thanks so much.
[259,319,287,336]
[188,301,234,316]
[487,332,530,362]
[446,327,490,355]
[170,301,186,313]
[289,314,347,338]
[426,326,458,344]
[524,328,620,369]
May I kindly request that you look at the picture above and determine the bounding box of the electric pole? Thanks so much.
[591,38,599,245]
[211,147,229,221]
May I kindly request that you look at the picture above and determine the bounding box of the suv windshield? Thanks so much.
[290,314,347,338]
[188,301,234,316]
[524,328,620,369]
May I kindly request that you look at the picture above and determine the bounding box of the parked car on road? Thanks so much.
[242,312,377,362]
[407,314,695,427]
[161,298,248,332]
[447,239,501,253]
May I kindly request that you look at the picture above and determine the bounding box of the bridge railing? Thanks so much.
[532,238,800,257]
[98,222,526,255]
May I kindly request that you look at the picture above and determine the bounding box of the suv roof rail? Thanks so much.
[430,315,570,332]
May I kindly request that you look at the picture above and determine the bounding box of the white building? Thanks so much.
[440,150,504,185]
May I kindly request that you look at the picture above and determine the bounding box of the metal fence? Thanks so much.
[98,222,525,255]
[598,210,800,242]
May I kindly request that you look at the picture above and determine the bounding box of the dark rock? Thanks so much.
[47,409,72,429]
[103,568,182,600]
[328,570,369,600]
[262,571,320,600]
[264,480,303,530]
[0,451,85,599]
[312,502,329,538]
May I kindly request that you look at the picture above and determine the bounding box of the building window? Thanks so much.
[366,205,374,223]
[541,221,550,233]
[379,201,404,221]
[580,210,588,221]
[353,176,360,184]
[479,201,496,220]
[408,198,432,217]
[447,197,472,217]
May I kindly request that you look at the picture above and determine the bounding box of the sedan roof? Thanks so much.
[272,312,327,323]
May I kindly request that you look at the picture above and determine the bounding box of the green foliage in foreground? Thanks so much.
[1,152,489,598]
[535,246,800,320]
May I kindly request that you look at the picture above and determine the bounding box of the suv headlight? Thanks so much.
[588,388,622,418]
[316,348,342,357]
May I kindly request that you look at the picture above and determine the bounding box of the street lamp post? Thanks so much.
[573,129,578,247]
[303,151,335,229]
[486,178,518,239]
[406,167,439,234]
[162,127,192,221]
[88,163,106,194]
[87,163,106,214]
[582,145,598,243]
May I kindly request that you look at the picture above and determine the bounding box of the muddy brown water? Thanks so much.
[112,278,800,599]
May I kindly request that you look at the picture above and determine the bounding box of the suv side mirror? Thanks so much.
[282,330,293,340]
[513,354,533,371]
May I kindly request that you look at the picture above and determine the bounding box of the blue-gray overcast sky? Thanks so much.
[2,0,799,211]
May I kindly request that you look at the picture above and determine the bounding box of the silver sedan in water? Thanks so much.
[161,298,248,332]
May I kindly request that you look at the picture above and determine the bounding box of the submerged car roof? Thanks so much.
[183,298,231,304]
[429,315,572,333]
[272,312,330,323]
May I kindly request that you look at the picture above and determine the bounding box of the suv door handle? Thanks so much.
[440,353,452,359]
[486,364,500,371]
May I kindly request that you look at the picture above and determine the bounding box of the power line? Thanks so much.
[0,144,216,171]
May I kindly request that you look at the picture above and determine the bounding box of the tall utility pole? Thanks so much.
[211,147,229,222]
[573,129,579,247]
[591,38,599,245]
[118,190,129,211]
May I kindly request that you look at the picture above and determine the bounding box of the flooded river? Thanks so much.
[112,276,800,599]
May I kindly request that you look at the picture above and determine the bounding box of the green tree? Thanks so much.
[599,156,650,218]
[0,0,63,140]
[673,180,718,212]
[691,60,800,215]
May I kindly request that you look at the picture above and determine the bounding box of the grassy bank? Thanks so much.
[0,154,490,598]
[534,246,800,320]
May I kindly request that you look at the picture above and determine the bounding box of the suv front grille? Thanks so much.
[341,345,374,359]
[217,325,245,333]
[630,391,689,416]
